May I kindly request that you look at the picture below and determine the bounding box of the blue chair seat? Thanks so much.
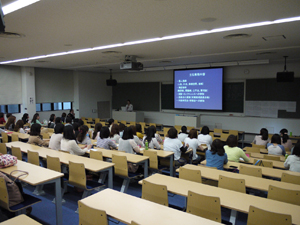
[9,193,41,211]
[86,180,104,190]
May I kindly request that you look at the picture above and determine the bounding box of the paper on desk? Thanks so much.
[90,149,98,151]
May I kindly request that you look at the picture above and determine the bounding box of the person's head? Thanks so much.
[151,125,157,133]
[130,125,137,135]
[77,125,89,142]
[93,123,102,139]
[70,109,74,114]
[5,116,16,129]
[282,134,289,144]
[136,124,142,133]
[127,100,131,105]
[55,117,61,124]
[260,128,269,141]
[78,120,84,126]
[14,120,24,132]
[30,123,42,136]
[280,129,288,136]
[201,126,210,135]
[145,126,156,143]
[49,114,55,122]
[226,135,238,147]
[0,113,4,118]
[188,129,198,139]
[6,113,12,119]
[100,126,110,139]
[32,113,39,123]
[211,139,225,156]
[108,118,114,126]
[119,123,125,132]
[110,124,119,137]
[63,125,76,141]
[271,134,282,145]
[72,122,80,131]
[66,116,72,124]
[54,123,64,134]
[122,127,133,140]
[293,143,300,157]
[167,127,178,139]
[181,126,187,134]
[22,113,29,120]
[61,112,66,118]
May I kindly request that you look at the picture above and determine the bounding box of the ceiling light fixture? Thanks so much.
[1,15,300,64]
[2,0,40,15]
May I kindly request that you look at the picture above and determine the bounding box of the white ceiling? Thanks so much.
[1,0,300,73]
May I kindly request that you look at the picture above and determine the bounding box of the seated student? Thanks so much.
[152,125,163,144]
[28,123,49,147]
[92,123,102,140]
[206,139,228,170]
[0,113,6,124]
[5,116,16,131]
[72,122,80,138]
[224,135,250,163]
[109,124,120,144]
[119,127,141,154]
[49,123,64,150]
[143,126,160,149]
[64,116,73,126]
[48,114,56,128]
[55,117,61,127]
[198,126,213,150]
[108,118,114,132]
[178,126,189,142]
[67,109,75,121]
[184,129,201,164]
[164,127,189,167]
[281,131,292,151]
[291,139,300,155]
[119,123,126,138]
[284,143,300,172]
[61,112,66,123]
[267,134,286,156]
[31,113,43,126]
[61,125,91,155]
[6,113,12,120]
[22,113,30,125]
[13,120,26,133]
[136,124,144,140]
[252,128,269,147]
[96,126,117,150]
[77,125,91,145]
[130,125,144,147]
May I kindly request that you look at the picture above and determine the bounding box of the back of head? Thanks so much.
[0,112,4,118]
[282,134,289,144]
[119,123,125,132]
[122,127,133,140]
[181,126,187,134]
[61,112,66,117]
[136,124,142,133]
[108,118,114,126]
[14,120,24,132]
[100,126,110,139]
[78,120,84,126]
[93,123,102,139]
[6,113,12,119]
[188,129,197,139]
[211,139,225,156]
[55,117,61,124]
[5,116,16,129]
[77,125,89,142]
[130,125,136,135]
[54,123,64,134]
[110,124,119,137]
[32,113,39,123]
[167,127,178,139]
[63,125,76,140]
[145,126,155,143]
[226,134,238,147]
[271,134,282,145]
[30,123,41,136]
[280,128,288,136]
[72,122,80,131]
[260,128,269,141]
[66,116,72,124]
[49,114,55,122]
[293,143,300,157]
[201,126,209,135]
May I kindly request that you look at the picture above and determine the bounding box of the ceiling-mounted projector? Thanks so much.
[120,55,143,71]
[277,56,294,82]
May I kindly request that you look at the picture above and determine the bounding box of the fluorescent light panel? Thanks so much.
[1,15,300,64]
[2,0,40,15]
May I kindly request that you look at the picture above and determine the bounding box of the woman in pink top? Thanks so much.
[252,128,269,147]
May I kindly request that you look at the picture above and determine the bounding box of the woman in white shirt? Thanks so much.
[178,126,189,142]
[252,128,269,147]
[49,123,64,150]
[61,125,91,155]
[198,126,213,150]
[143,126,160,149]
[13,120,26,134]
[284,143,300,172]
[184,129,201,164]
[109,124,120,144]
[130,125,144,147]
[77,125,91,145]
[280,129,292,151]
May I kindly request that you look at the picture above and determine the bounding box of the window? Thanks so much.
[42,103,52,111]
[54,102,62,111]
[63,102,72,110]
[0,105,6,113]
[7,104,20,113]
[36,104,41,112]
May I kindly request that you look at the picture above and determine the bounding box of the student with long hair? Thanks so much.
[28,123,49,147]
[151,125,163,144]
[77,125,91,145]
[267,134,286,156]
[143,126,160,149]
[284,143,300,172]
[61,112,67,123]
[130,125,143,146]
[224,135,250,163]
[119,123,126,138]
[0,113,6,124]
[206,139,228,170]
[48,114,56,128]
[21,113,29,125]
[136,124,144,139]
[72,122,80,137]
[252,128,269,147]
[13,120,26,133]
[61,125,91,155]
[31,113,43,126]
[178,126,189,142]
[96,126,117,150]
[198,126,213,150]
[280,128,292,151]
[184,129,201,164]
[92,123,102,139]
[109,123,120,144]
[5,116,16,131]
[49,123,64,150]
[55,117,62,126]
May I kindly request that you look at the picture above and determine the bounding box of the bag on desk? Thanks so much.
[0,154,17,168]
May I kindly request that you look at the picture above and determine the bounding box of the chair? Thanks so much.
[244,147,260,153]
[263,155,281,161]
[11,146,22,160]
[247,205,292,225]
[81,117,86,120]
[254,159,273,168]
[141,180,168,206]
[186,190,221,223]
[251,144,265,149]
[174,125,181,132]
[120,120,127,125]
[281,172,300,185]
[112,154,142,193]
[90,151,103,161]
[0,143,7,154]
[228,130,238,136]
[143,150,166,173]
[179,167,202,183]
[267,185,300,206]
[131,221,140,225]
[0,177,41,215]
[239,165,262,178]
[213,128,222,136]
[87,118,93,122]
[218,175,246,193]
[41,128,48,134]
[27,150,40,166]
[209,132,214,138]
[220,133,230,142]
[42,133,50,139]
[187,126,194,131]
[94,118,100,124]
[78,201,108,225]
[47,128,54,133]
[1,132,8,143]
[11,134,19,142]
[163,127,170,137]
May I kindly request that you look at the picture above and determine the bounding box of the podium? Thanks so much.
[112,111,144,122]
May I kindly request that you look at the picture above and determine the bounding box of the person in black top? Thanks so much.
[67,109,75,121]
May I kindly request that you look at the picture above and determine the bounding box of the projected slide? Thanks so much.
[174,68,223,110]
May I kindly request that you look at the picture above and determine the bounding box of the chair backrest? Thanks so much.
[111,154,128,177]
[69,161,86,189]
[281,172,300,185]
[247,205,292,225]
[81,117,86,120]
[0,143,7,154]
[47,128,54,133]
[1,133,8,143]
[179,167,202,183]
[186,190,221,222]
[0,177,9,210]
[220,133,229,141]
[163,127,170,137]
[263,155,281,161]
[268,185,300,206]
[228,130,238,136]
[11,134,19,142]
[244,147,260,153]
[239,165,262,178]
[11,146,22,160]
[78,201,108,225]
[218,175,246,193]
[252,144,266,149]
[254,159,273,168]
[174,125,181,132]
[27,150,40,166]
[209,132,214,138]
[143,150,158,170]
[87,117,93,122]
[131,221,140,225]
[90,151,103,161]
[141,180,168,206]
[94,118,100,124]
[41,128,48,134]
[46,155,61,173]
[186,126,194,131]
[213,128,222,136]
[42,133,50,139]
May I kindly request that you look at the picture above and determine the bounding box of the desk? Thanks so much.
[0,161,63,225]
[176,164,300,192]
[248,152,285,162]
[140,174,300,225]
[0,214,42,225]
[5,142,114,189]
[6,132,30,140]
[112,111,144,123]
[79,189,221,225]
[246,157,285,169]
